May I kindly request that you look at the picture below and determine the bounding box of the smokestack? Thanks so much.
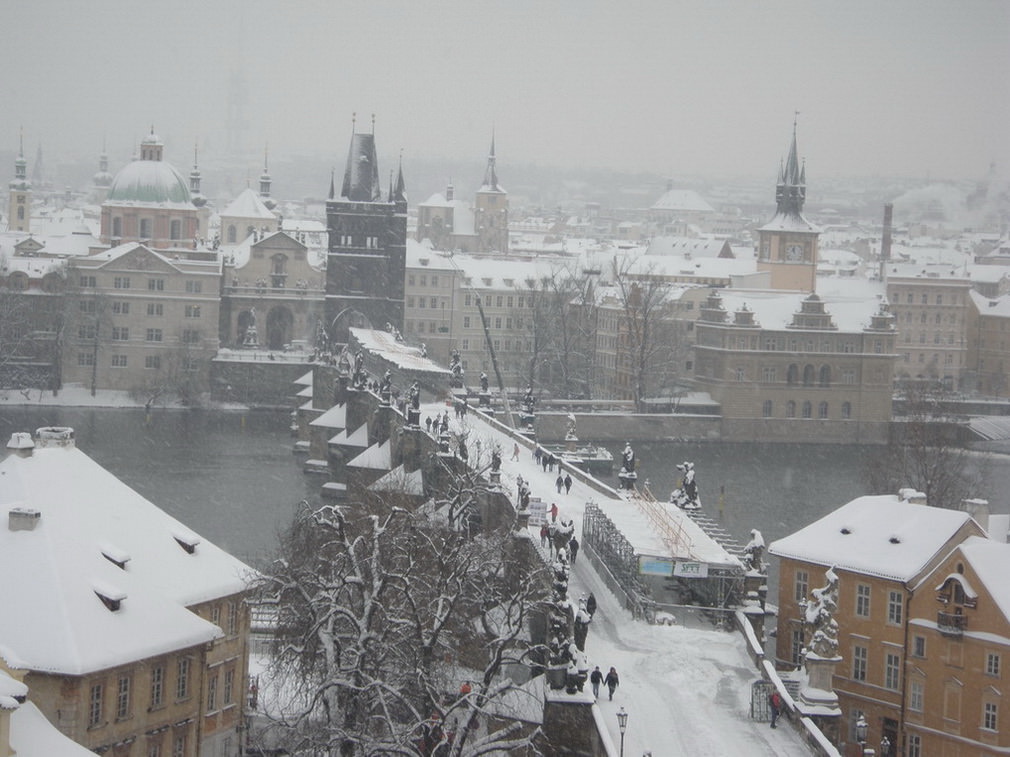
[880,203,893,282]
[6,432,34,457]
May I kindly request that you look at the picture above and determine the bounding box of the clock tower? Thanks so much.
[756,120,820,292]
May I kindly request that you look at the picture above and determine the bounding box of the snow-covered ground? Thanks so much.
[424,402,812,756]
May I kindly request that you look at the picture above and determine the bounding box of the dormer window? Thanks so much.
[94,582,127,612]
[173,531,201,554]
[100,543,131,570]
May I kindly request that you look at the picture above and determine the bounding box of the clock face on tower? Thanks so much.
[786,244,804,262]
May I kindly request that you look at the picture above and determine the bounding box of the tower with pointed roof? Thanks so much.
[474,133,508,254]
[325,115,407,345]
[259,145,276,210]
[8,130,32,233]
[91,139,114,204]
[756,119,820,292]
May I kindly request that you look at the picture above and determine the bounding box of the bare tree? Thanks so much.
[867,383,989,509]
[258,490,550,757]
[62,263,113,397]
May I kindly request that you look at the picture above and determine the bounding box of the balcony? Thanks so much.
[937,611,967,638]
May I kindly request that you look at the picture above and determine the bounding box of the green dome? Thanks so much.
[106,159,192,205]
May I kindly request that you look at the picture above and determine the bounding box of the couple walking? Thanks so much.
[589,666,619,700]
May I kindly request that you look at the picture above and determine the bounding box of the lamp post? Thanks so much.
[617,707,628,757]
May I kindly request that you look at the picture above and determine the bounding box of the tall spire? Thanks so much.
[394,150,406,203]
[13,127,28,185]
[190,140,206,207]
[259,143,275,209]
[774,114,806,216]
[481,130,499,191]
[328,167,335,200]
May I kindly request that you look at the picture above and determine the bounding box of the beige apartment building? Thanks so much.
[885,263,975,390]
[63,243,220,398]
[770,494,988,757]
[0,426,253,757]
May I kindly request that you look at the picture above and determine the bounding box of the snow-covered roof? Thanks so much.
[758,210,822,234]
[106,158,192,208]
[0,431,253,674]
[10,698,96,756]
[221,187,277,220]
[650,189,715,214]
[712,282,886,332]
[952,535,1010,623]
[768,494,980,582]
[349,328,452,374]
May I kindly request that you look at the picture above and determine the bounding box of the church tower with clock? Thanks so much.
[756,121,820,292]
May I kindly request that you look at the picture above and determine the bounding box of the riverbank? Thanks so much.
[0,385,249,411]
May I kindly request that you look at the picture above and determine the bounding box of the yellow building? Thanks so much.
[0,426,253,757]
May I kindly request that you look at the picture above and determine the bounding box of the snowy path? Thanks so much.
[432,403,813,756]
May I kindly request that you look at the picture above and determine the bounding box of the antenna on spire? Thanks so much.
[371,113,376,134]
[264,143,269,170]
[351,112,356,133]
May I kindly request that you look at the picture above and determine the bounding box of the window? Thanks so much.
[794,570,809,602]
[227,601,238,634]
[842,369,856,385]
[112,327,129,341]
[117,676,131,719]
[80,299,97,313]
[735,367,746,381]
[818,401,828,419]
[430,297,437,309]
[112,217,122,237]
[912,635,926,658]
[145,355,161,370]
[801,401,812,418]
[762,400,773,418]
[148,743,161,757]
[111,354,128,367]
[909,680,924,712]
[852,645,867,681]
[185,305,201,318]
[207,674,218,712]
[148,278,164,291]
[786,400,796,418]
[224,669,234,705]
[150,665,164,708]
[907,734,921,757]
[114,276,131,289]
[841,401,852,419]
[984,701,999,731]
[185,280,202,293]
[78,352,95,366]
[79,324,97,340]
[112,301,130,314]
[855,584,871,617]
[987,652,1001,677]
[496,296,503,307]
[139,218,153,239]
[89,683,103,727]
[762,367,776,382]
[887,591,903,625]
[884,652,900,690]
[170,219,181,240]
[419,298,425,308]
[176,658,190,700]
[146,328,163,342]
[463,316,471,328]
[147,303,163,316]
[787,364,798,385]
[819,365,831,386]
[172,734,186,757]
[182,329,200,344]
[79,275,97,288]
[790,627,804,666]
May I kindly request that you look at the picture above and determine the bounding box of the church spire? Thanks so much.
[774,114,806,216]
[259,143,275,209]
[190,141,206,207]
[481,130,499,191]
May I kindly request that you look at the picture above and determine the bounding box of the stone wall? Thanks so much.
[210,358,313,408]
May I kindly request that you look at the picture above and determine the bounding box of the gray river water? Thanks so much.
[1,407,1007,578]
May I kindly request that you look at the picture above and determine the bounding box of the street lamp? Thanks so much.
[617,707,628,757]
[855,714,868,756]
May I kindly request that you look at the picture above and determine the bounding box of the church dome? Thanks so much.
[106,159,192,205]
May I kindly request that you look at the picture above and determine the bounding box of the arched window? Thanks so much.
[841,401,852,419]
[112,217,122,237]
[818,401,829,419]
[762,400,773,418]
[786,400,796,418]
[227,225,237,244]
[170,219,182,240]
[803,364,815,386]
[139,218,152,239]
[787,364,799,385]
[802,401,812,418]
[819,365,831,387]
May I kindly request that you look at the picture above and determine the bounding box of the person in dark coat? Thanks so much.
[556,473,564,493]
[586,592,597,617]
[564,473,573,494]
[589,666,603,698]
[604,667,619,700]
[569,536,579,563]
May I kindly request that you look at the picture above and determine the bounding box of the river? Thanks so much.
[1,407,1006,578]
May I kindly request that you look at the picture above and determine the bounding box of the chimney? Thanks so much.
[9,507,40,531]
[6,432,34,457]
[34,426,75,449]
[962,498,990,533]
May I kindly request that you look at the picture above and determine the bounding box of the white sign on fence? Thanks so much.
[673,561,709,578]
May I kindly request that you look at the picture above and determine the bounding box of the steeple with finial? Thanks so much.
[190,141,206,207]
[12,128,29,189]
[774,113,806,217]
[481,130,501,192]
[340,112,381,202]
[259,144,276,209]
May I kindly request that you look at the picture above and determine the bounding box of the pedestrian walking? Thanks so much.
[604,667,619,700]
[590,666,603,698]
[550,502,559,522]
[586,592,597,617]
[511,442,520,461]
[769,690,782,728]
[569,536,579,563]
[425,416,432,433]
[564,473,573,494]
[534,447,542,466]
[540,523,549,548]
[556,473,564,493]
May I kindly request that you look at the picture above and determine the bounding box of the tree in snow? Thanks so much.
[867,382,990,509]
[258,492,552,756]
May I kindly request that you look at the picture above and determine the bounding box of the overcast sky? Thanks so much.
[2,0,1007,183]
